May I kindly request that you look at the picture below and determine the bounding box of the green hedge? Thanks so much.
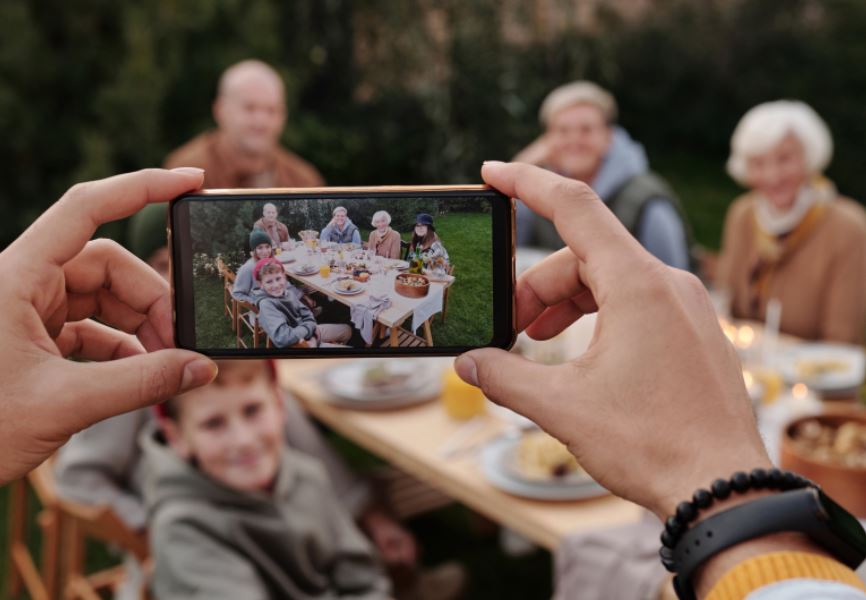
[3,0,865,251]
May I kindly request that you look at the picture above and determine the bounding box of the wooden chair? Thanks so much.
[235,300,271,349]
[61,502,149,600]
[6,458,150,600]
[7,460,62,600]
[215,257,237,332]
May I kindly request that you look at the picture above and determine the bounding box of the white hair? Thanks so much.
[726,100,833,186]
[263,202,277,212]
[371,210,391,226]
[539,81,617,126]
[332,206,348,217]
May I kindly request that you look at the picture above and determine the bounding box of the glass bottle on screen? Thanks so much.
[410,248,423,274]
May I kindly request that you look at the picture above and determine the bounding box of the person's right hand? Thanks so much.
[0,168,217,485]
[456,162,771,519]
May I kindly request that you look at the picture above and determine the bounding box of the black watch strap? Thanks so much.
[672,488,866,600]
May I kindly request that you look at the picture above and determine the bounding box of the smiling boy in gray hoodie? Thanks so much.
[143,360,390,599]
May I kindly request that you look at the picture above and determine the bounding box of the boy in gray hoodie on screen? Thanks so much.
[252,257,351,348]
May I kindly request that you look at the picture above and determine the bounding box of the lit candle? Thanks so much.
[736,325,755,348]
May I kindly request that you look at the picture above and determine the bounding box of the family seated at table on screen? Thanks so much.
[230,207,451,349]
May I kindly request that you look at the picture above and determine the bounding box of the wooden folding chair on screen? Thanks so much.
[216,257,237,332]
[235,301,271,349]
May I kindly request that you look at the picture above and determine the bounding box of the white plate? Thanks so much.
[276,253,296,263]
[479,437,608,501]
[332,280,365,295]
[776,343,865,393]
[392,260,410,270]
[321,360,441,409]
[291,266,318,276]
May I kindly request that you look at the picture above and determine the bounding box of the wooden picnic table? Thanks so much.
[277,245,454,347]
[277,358,642,551]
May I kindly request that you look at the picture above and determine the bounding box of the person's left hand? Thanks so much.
[0,168,218,484]
[362,509,418,566]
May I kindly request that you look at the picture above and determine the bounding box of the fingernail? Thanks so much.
[454,355,479,387]
[171,166,205,175]
[180,358,218,392]
[482,160,505,167]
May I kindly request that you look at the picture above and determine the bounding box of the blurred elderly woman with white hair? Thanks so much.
[716,100,866,343]
[366,210,402,258]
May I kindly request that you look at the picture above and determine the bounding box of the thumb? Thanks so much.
[57,350,217,430]
[454,349,554,419]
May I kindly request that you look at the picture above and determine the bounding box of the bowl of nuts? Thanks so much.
[780,408,866,517]
[394,273,430,298]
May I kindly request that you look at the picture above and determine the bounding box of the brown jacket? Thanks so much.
[253,218,290,245]
[716,193,866,344]
[164,130,324,188]
[367,229,402,259]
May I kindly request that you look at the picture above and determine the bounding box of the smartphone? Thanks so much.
[169,185,515,357]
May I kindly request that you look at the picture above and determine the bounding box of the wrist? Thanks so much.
[650,453,773,520]
[659,471,865,600]
[688,490,830,597]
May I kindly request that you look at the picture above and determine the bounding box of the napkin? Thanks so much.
[554,513,666,600]
[412,284,444,333]
[350,294,392,345]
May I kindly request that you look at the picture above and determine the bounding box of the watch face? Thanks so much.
[817,488,866,564]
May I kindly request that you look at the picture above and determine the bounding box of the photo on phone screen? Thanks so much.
[171,187,515,357]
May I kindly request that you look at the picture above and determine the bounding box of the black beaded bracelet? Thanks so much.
[658,468,814,573]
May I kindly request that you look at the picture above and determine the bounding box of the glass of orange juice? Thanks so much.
[441,367,486,420]
[319,263,331,278]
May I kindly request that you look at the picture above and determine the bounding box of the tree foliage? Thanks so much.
[2,0,865,249]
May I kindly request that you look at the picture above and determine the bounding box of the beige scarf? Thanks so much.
[747,177,835,316]
[371,227,392,246]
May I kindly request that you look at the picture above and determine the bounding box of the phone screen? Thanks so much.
[171,187,514,356]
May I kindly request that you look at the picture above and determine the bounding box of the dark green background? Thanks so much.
[3,0,866,253]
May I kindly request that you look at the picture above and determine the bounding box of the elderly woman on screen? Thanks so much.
[715,100,866,344]
[367,210,401,259]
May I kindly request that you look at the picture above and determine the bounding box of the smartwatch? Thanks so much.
[672,488,866,600]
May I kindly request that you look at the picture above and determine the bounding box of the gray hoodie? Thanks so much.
[142,429,390,600]
[516,126,691,270]
[320,219,361,245]
[232,258,304,305]
[54,395,372,531]
[254,288,318,348]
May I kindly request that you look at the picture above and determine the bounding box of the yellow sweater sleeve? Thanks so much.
[706,551,866,600]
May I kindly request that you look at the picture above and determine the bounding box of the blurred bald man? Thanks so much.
[165,59,324,188]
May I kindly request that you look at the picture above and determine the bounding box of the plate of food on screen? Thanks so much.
[320,360,441,409]
[332,278,366,295]
[480,430,608,501]
[291,263,318,276]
